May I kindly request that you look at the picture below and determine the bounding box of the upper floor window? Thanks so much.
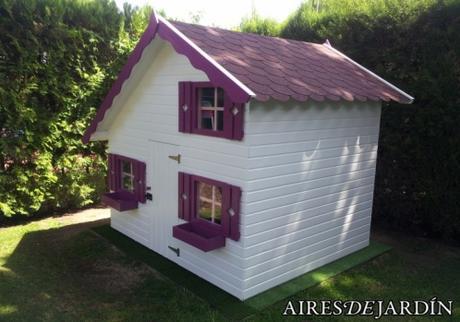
[198,87,224,131]
[178,81,244,140]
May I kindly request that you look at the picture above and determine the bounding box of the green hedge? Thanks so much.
[2,0,459,241]
[0,0,151,218]
[241,0,460,241]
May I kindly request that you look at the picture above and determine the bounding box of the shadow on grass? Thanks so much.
[2,221,459,322]
[0,220,223,322]
[93,225,392,320]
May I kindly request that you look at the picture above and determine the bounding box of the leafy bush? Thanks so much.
[241,0,460,240]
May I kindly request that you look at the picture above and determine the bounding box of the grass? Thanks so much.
[0,212,459,321]
[94,225,391,318]
[0,216,223,321]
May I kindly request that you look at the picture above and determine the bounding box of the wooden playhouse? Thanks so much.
[83,12,413,300]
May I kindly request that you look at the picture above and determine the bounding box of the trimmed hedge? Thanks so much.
[0,0,151,218]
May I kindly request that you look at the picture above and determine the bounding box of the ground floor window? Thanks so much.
[198,182,222,224]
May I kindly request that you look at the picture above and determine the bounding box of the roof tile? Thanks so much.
[171,20,411,104]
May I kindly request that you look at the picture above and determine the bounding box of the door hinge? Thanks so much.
[168,246,180,256]
[168,154,181,163]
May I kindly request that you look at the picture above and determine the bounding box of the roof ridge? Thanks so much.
[169,19,323,47]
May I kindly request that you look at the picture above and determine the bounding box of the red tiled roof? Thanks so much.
[171,21,412,104]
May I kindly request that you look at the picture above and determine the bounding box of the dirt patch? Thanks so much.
[52,207,110,227]
[82,258,152,294]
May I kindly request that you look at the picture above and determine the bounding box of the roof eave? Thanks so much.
[323,41,414,104]
[158,16,256,100]
[82,11,254,144]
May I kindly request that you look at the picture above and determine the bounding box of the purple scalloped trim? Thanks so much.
[157,23,250,104]
[82,15,159,144]
[82,14,251,144]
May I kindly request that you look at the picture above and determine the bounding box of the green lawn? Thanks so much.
[0,213,459,321]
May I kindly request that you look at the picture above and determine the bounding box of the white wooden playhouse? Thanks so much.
[83,13,413,300]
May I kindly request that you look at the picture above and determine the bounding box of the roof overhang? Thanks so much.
[323,41,414,104]
[82,11,254,143]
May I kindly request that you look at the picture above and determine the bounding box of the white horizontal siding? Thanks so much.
[242,220,372,269]
[249,135,378,156]
[240,100,381,299]
[107,38,249,300]
[245,117,380,134]
[247,143,377,169]
[246,167,375,203]
[242,238,370,299]
[104,35,381,301]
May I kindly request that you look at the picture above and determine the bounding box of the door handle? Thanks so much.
[168,154,181,164]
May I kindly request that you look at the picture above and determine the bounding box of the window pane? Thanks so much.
[217,88,224,107]
[122,160,132,174]
[122,174,134,191]
[217,111,224,131]
[199,87,215,107]
[198,182,222,224]
[200,110,214,130]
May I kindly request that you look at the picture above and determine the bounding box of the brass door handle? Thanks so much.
[168,154,181,163]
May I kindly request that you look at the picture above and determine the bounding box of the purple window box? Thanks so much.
[101,191,138,212]
[173,221,225,252]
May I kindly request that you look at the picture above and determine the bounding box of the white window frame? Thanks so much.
[198,183,222,224]
[197,87,224,131]
[121,160,135,192]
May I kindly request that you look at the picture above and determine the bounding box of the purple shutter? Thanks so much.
[114,155,121,191]
[178,81,193,133]
[232,103,244,140]
[229,185,241,241]
[108,154,116,191]
[186,173,194,222]
[178,82,186,132]
[178,172,185,219]
[178,172,192,221]
[223,93,244,140]
[134,160,146,203]
[223,92,233,139]
[221,184,232,238]
[110,153,121,192]
[185,82,193,133]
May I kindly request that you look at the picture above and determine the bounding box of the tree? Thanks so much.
[239,9,281,36]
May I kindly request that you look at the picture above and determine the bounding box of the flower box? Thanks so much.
[101,191,138,212]
[173,221,225,252]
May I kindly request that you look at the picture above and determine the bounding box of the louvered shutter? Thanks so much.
[178,81,193,133]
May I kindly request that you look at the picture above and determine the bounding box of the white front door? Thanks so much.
[149,141,180,258]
